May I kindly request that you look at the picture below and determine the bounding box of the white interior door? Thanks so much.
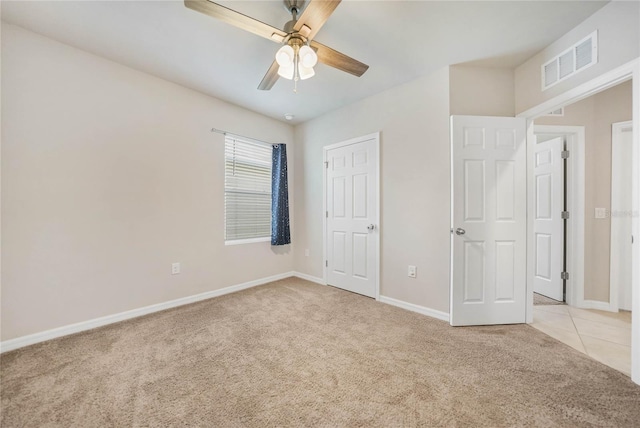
[450,116,527,326]
[611,121,633,311]
[532,136,565,302]
[325,135,378,298]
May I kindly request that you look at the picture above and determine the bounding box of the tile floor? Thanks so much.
[531,304,632,376]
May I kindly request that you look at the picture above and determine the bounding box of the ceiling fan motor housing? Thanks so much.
[283,20,296,35]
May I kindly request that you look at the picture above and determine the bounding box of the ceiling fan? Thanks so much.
[184,0,369,91]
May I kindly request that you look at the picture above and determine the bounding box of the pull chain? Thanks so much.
[293,49,299,93]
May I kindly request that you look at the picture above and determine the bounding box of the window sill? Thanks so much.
[225,237,271,246]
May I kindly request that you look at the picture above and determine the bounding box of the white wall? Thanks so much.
[536,80,633,302]
[515,1,639,114]
[294,68,451,313]
[450,65,515,117]
[1,24,294,341]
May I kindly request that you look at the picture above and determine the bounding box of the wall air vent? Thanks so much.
[542,31,598,90]
[546,107,564,117]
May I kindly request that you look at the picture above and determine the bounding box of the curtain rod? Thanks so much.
[210,128,280,147]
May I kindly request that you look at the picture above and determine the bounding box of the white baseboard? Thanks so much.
[292,271,325,285]
[0,271,295,354]
[379,295,450,323]
[578,299,617,312]
[0,272,448,353]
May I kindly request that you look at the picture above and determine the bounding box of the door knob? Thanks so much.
[455,228,466,236]
[367,224,375,231]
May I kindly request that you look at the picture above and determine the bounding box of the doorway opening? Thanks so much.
[531,125,585,308]
[528,79,634,377]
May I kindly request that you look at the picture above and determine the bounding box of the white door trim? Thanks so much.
[530,126,585,312]
[611,120,634,312]
[322,132,381,300]
[518,58,639,385]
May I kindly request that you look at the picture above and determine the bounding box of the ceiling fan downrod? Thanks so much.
[283,0,304,21]
[282,0,304,34]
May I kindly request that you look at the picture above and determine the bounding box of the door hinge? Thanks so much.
[324,161,329,168]
[561,150,570,159]
[325,260,328,267]
[561,271,569,280]
[326,211,328,218]
[561,211,570,219]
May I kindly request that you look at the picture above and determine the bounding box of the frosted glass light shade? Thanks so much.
[299,45,318,68]
[278,64,294,79]
[275,45,295,67]
[298,64,315,80]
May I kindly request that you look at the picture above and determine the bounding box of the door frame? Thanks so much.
[610,120,634,311]
[531,125,585,309]
[518,58,639,385]
[322,132,381,300]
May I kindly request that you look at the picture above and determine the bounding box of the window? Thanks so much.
[224,136,272,243]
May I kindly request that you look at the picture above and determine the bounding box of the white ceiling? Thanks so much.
[1,0,607,124]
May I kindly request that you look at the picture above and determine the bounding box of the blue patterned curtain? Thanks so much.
[271,144,291,245]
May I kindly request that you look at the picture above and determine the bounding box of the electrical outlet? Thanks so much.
[595,207,608,219]
[172,262,181,275]
[408,265,417,278]
[305,249,310,257]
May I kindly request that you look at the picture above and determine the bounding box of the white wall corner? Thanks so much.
[379,295,450,323]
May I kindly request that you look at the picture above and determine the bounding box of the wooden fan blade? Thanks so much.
[310,41,369,77]
[293,0,341,40]
[185,0,287,43]
[258,60,280,90]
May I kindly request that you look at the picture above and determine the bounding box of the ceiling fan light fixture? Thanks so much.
[275,45,295,67]
[278,64,295,79]
[299,45,318,68]
[298,64,315,80]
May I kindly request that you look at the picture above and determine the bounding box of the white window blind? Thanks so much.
[224,136,272,242]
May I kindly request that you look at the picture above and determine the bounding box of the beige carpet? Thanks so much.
[2,278,639,427]
[534,292,566,306]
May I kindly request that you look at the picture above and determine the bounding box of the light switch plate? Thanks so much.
[595,208,607,219]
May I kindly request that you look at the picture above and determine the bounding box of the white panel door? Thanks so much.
[450,116,527,326]
[532,136,565,302]
[326,136,378,298]
[611,122,633,311]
